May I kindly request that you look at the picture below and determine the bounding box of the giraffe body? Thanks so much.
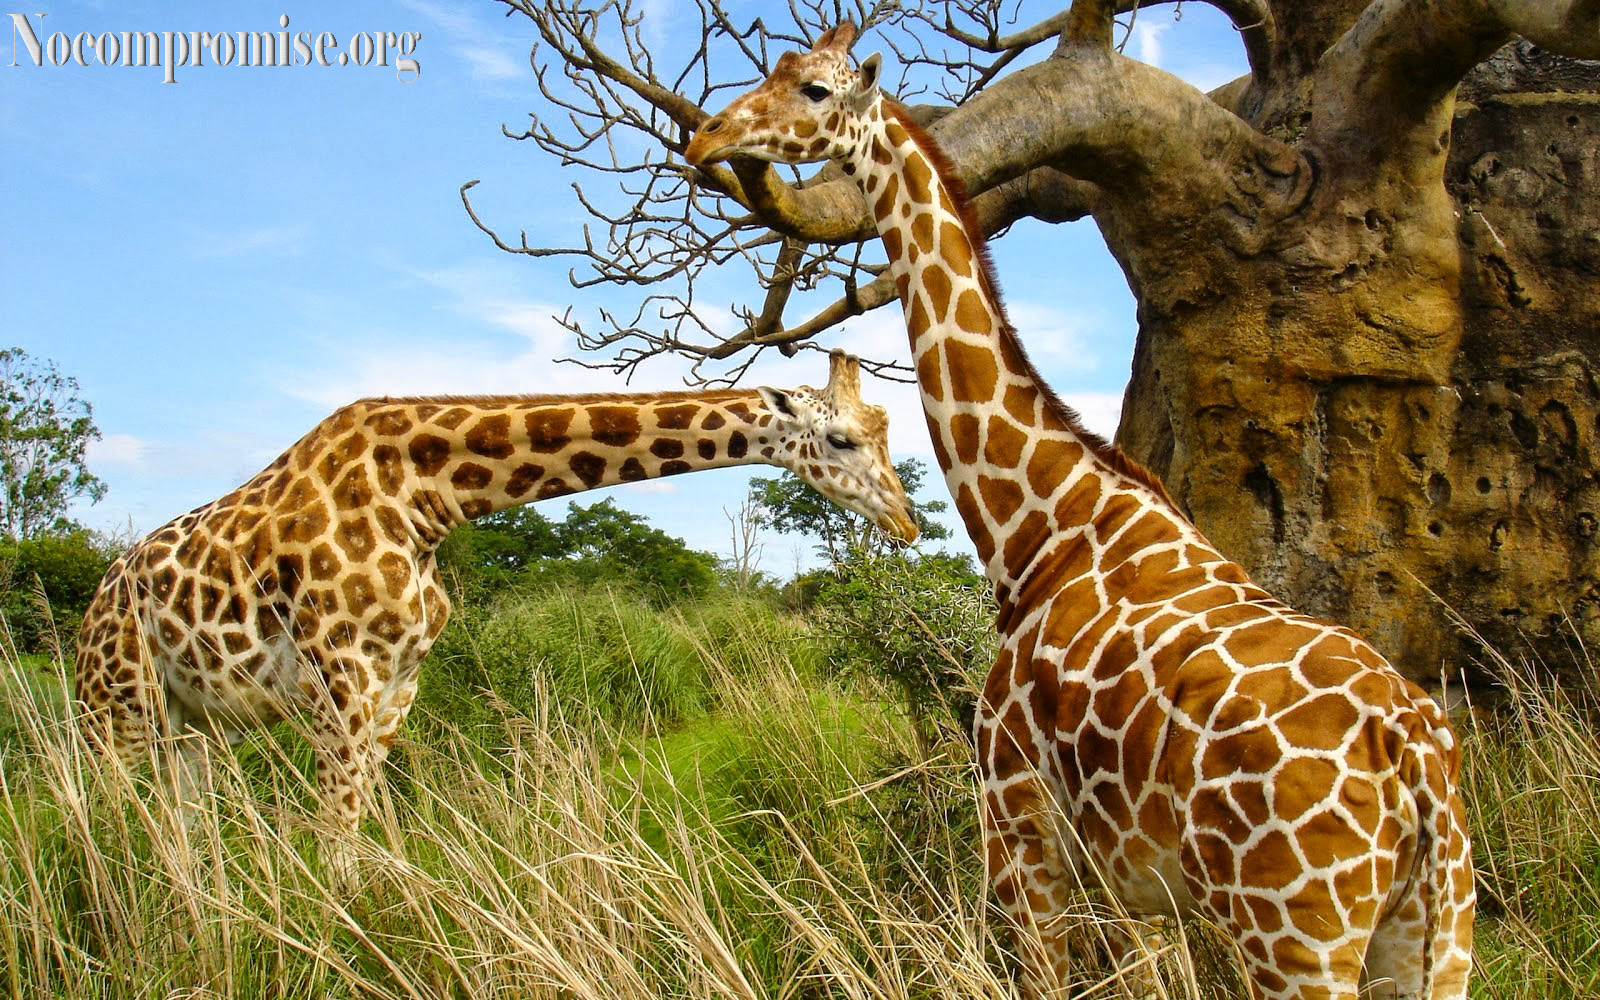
[75,353,916,855]
[688,28,1472,999]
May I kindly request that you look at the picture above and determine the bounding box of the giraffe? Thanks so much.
[687,25,1473,1000]
[74,351,917,864]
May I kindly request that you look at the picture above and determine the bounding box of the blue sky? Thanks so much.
[4,1,1247,575]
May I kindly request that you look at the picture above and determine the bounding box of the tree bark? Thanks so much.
[1116,33,1600,689]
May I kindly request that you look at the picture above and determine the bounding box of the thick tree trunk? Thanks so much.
[1118,38,1600,690]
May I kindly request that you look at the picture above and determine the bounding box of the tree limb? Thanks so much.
[1492,0,1600,59]
[1313,0,1598,173]
[1065,0,1117,49]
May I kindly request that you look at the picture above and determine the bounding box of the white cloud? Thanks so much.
[87,433,148,467]
[196,223,311,258]
[1006,300,1103,371]
[1060,390,1127,441]
[457,45,522,81]
[1131,22,1171,67]
[394,0,527,84]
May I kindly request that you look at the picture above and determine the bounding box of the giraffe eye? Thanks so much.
[800,83,830,102]
[826,432,856,450]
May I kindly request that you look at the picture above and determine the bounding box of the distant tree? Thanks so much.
[750,458,950,565]
[721,498,767,591]
[437,498,719,601]
[554,498,719,597]
[0,348,106,540]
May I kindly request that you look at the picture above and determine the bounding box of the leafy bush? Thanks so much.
[0,526,118,655]
[810,550,995,743]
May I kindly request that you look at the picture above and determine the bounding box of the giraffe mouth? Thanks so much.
[881,504,919,543]
[686,111,780,167]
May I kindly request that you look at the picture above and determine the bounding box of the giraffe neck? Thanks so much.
[329,390,777,548]
[847,100,1167,589]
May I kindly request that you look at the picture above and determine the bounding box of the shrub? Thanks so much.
[0,526,118,656]
[810,551,996,743]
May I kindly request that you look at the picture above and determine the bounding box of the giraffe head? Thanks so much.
[759,350,918,542]
[685,22,878,169]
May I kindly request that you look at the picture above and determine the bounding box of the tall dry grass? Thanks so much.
[0,589,1595,998]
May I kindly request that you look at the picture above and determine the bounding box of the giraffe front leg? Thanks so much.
[303,654,382,883]
[369,666,421,771]
[978,700,1084,998]
[982,779,1083,998]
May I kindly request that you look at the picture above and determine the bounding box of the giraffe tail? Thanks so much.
[1407,719,1474,1000]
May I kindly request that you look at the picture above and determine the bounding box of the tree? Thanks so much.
[474,1,1600,684]
[555,497,721,595]
[751,458,951,564]
[0,348,107,540]
[438,498,720,601]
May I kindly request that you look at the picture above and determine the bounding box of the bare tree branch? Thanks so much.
[478,0,1291,381]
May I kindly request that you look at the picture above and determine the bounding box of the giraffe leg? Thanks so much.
[301,653,382,881]
[982,782,1081,998]
[1109,921,1172,999]
[1361,898,1426,999]
[1363,803,1474,1000]
[978,697,1083,997]
[76,602,166,770]
[368,660,422,772]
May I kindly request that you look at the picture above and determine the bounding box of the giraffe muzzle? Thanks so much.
[685,120,731,167]
[883,503,919,543]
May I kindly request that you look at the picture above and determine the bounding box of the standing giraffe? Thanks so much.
[75,351,917,861]
[687,25,1473,1000]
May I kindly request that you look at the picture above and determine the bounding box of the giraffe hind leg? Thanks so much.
[75,607,167,771]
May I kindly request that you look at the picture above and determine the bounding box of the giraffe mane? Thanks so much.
[882,100,1177,508]
[353,388,768,407]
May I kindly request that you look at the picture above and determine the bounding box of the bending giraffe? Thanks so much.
[75,351,917,859]
[688,25,1472,1000]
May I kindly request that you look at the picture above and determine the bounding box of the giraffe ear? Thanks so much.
[757,386,800,424]
[852,53,883,108]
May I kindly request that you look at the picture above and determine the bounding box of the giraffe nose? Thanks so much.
[686,116,733,166]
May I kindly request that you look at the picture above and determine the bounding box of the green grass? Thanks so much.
[1,589,1596,998]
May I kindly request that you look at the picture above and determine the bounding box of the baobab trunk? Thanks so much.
[1116,39,1600,690]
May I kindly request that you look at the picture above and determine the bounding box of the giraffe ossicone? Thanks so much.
[74,350,917,869]
[689,25,1473,1000]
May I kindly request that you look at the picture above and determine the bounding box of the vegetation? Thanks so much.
[2,571,1596,998]
[438,498,721,603]
[3,351,1592,997]
[751,458,951,565]
[0,526,118,658]
[0,348,106,540]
